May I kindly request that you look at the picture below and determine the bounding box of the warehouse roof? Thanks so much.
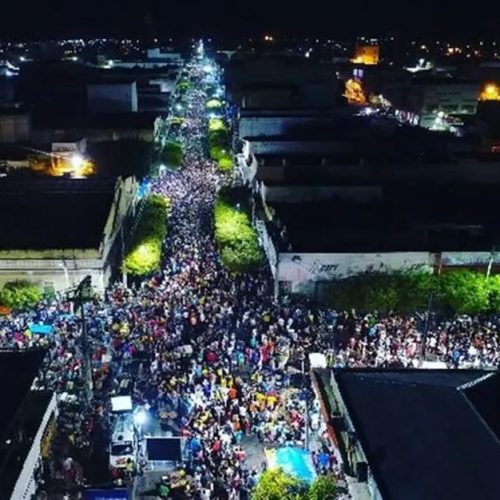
[0,178,115,250]
[326,369,500,500]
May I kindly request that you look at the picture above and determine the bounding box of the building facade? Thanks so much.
[0,176,138,293]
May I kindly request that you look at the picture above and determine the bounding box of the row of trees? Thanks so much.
[177,79,191,94]
[160,140,184,169]
[208,118,233,172]
[326,269,500,314]
[0,280,44,311]
[123,195,170,276]
[214,191,262,273]
[252,469,338,500]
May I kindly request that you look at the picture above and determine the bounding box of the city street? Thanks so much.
[1,43,499,500]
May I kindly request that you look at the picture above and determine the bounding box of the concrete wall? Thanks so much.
[248,140,358,156]
[87,82,138,113]
[421,83,479,115]
[32,127,154,144]
[0,113,31,143]
[239,116,340,139]
[261,184,382,204]
[278,252,433,286]
[274,250,500,296]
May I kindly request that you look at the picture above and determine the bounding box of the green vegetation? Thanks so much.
[214,192,262,273]
[161,140,183,169]
[208,118,227,132]
[252,470,338,500]
[206,98,223,109]
[308,475,337,500]
[169,116,185,125]
[88,139,153,179]
[0,280,43,311]
[251,469,307,500]
[207,118,233,172]
[177,80,190,93]
[124,195,170,276]
[217,153,233,171]
[325,269,500,314]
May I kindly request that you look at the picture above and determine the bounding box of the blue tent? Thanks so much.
[28,323,54,335]
[266,446,317,484]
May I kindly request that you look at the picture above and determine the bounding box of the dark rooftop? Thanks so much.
[269,185,500,252]
[32,110,158,130]
[0,178,115,250]
[325,369,500,500]
[0,385,53,499]
[0,350,45,437]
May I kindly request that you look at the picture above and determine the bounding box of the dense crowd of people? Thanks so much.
[0,55,499,499]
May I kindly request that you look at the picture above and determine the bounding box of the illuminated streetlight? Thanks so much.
[133,407,148,426]
[71,154,84,169]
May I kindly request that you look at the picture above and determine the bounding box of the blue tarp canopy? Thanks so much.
[136,179,151,200]
[28,323,54,335]
[266,446,317,484]
[84,489,128,500]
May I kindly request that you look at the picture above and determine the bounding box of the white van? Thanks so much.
[109,413,137,470]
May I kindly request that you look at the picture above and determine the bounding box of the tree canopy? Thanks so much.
[251,469,307,500]
[252,470,337,500]
[326,269,500,314]
[161,140,184,169]
[0,280,43,311]
[123,195,170,276]
[214,193,262,273]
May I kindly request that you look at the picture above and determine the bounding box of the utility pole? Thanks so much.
[121,224,128,287]
[486,246,496,280]
[69,275,94,405]
[419,255,442,367]
[301,353,309,451]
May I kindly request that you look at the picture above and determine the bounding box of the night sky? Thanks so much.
[2,0,500,39]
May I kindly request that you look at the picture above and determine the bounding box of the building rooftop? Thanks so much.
[0,178,115,250]
[268,185,500,253]
[0,350,45,436]
[0,378,53,499]
[32,110,158,130]
[319,369,500,500]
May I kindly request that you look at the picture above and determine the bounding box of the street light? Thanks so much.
[133,407,148,427]
[71,154,84,169]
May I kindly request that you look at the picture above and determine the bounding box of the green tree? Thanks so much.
[397,271,435,311]
[487,274,500,312]
[214,198,262,273]
[217,152,233,172]
[123,195,170,276]
[177,80,190,93]
[438,270,490,314]
[308,475,337,500]
[161,141,183,169]
[0,280,43,310]
[206,98,223,109]
[252,469,307,500]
